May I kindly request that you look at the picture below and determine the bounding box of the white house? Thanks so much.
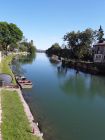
[93,42,105,63]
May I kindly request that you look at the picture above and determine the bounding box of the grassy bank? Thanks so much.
[1,90,39,140]
[0,55,16,84]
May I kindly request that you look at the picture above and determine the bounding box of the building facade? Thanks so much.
[93,42,105,63]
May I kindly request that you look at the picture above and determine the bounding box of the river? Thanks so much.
[13,53,105,140]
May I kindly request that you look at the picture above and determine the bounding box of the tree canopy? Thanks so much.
[64,28,95,48]
[0,22,23,52]
[46,43,61,56]
[51,43,61,49]
[63,28,96,59]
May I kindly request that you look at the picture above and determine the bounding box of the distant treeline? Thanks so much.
[46,26,105,61]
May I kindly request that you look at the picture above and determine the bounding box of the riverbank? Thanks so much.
[1,88,43,140]
[0,54,43,140]
[58,58,105,75]
[17,88,43,139]
[47,53,105,75]
[62,59,99,75]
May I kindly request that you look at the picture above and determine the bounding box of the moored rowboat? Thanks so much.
[15,75,33,89]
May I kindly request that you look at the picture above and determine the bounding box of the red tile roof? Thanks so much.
[94,42,105,46]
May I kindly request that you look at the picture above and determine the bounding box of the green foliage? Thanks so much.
[19,40,36,53]
[64,31,79,48]
[9,43,18,51]
[46,43,61,56]
[0,22,10,50]
[27,41,36,55]
[64,28,95,59]
[18,53,36,64]
[19,40,36,61]
[19,43,28,52]
[1,90,39,140]
[64,28,95,48]
[8,23,23,44]
[51,43,61,49]
[0,22,23,52]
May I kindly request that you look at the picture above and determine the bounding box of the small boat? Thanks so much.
[17,79,32,84]
[19,83,32,89]
[15,75,32,89]
[50,55,61,63]
[15,75,26,80]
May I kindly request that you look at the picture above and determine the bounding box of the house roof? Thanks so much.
[94,42,105,46]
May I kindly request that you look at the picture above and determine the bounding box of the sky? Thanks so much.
[0,0,105,50]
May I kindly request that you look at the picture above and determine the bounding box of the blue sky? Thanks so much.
[0,0,105,49]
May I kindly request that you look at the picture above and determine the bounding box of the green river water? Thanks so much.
[13,53,105,140]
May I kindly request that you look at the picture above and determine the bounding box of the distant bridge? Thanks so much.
[36,49,46,53]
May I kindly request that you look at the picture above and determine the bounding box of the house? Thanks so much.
[93,42,105,63]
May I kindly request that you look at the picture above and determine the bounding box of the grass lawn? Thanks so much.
[0,55,16,84]
[1,90,40,140]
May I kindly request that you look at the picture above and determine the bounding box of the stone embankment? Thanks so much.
[16,88,43,139]
[62,59,104,75]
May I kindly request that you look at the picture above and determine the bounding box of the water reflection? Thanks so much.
[12,57,26,75]
[59,70,105,97]
[12,53,36,75]
[57,65,68,77]
[18,53,36,64]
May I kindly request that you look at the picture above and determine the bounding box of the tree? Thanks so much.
[49,43,61,50]
[46,43,61,56]
[27,41,36,57]
[0,22,23,53]
[19,40,36,61]
[64,29,95,48]
[19,43,28,52]
[64,31,79,48]
[9,43,18,51]
[8,23,23,44]
[64,28,95,59]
